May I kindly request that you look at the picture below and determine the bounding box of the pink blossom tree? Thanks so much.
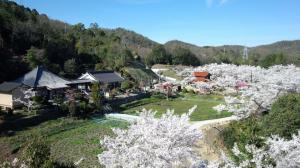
[181,63,300,118]
[98,106,207,167]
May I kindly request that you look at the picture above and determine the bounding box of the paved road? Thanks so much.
[106,113,238,128]
[105,113,140,123]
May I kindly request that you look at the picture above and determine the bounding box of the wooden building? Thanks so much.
[0,66,69,110]
[193,72,211,82]
[68,71,124,97]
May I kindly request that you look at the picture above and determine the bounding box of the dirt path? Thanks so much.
[193,116,238,162]
[191,116,238,129]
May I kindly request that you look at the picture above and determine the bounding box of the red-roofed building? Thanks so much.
[193,71,211,82]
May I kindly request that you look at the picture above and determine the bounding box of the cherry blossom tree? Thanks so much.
[181,63,300,118]
[212,131,300,168]
[98,106,207,168]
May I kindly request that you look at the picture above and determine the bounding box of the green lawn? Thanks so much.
[0,117,128,167]
[0,93,231,167]
[121,93,232,121]
[161,70,183,80]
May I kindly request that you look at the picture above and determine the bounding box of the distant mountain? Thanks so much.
[103,28,159,57]
[0,0,299,83]
[105,30,300,65]
[251,40,300,62]
[164,40,300,65]
[164,40,243,63]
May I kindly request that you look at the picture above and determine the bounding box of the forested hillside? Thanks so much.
[103,28,159,58]
[0,0,299,83]
[165,40,243,64]
[251,40,300,64]
[0,0,197,83]
[0,0,145,82]
[164,40,300,66]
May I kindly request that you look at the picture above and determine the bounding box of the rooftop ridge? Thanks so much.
[88,70,115,74]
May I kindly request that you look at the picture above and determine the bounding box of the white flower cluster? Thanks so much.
[13,88,36,111]
[181,63,300,118]
[0,158,29,168]
[98,106,206,168]
[267,132,300,168]
[214,131,300,168]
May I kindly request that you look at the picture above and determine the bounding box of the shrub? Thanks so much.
[151,92,165,99]
[52,94,64,107]
[110,88,117,98]
[41,160,75,168]
[0,161,12,168]
[91,82,102,111]
[78,101,88,117]
[78,101,95,117]
[121,80,132,90]
[21,139,51,168]
[259,53,286,68]
[60,103,69,114]
[261,93,300,139]
[221,116,264,150]
[32,96,44,104]
[188,89,195,94]
[221,93,300,164]
[74,92,85,101]
[221,116,264,164]
[182,88,188,93]
[68,101,78,117]
[67,100,96,118]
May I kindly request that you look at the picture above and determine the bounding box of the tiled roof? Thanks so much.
[13,66,70,89]
[0,82,22,93]
[68,79,93,85]
[193,72,209,77]
[89,71,124,83]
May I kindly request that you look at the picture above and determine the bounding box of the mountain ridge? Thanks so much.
[0,0,299,84]
[109,27,300,64]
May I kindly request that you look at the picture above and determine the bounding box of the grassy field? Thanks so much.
[0,93,231,167]
[161,69,183,80]
[120,93,232,121]
[0,116,128,167]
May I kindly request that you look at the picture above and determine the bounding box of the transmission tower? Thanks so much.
[243,47,248,60]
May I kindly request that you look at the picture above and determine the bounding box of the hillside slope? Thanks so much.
[0,0,299,83]
[0,0,157,82]
[251,40,300,63]
[164,40,300,65]
[104,28,159,58]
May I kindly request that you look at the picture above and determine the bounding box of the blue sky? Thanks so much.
[14,0,300,46]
